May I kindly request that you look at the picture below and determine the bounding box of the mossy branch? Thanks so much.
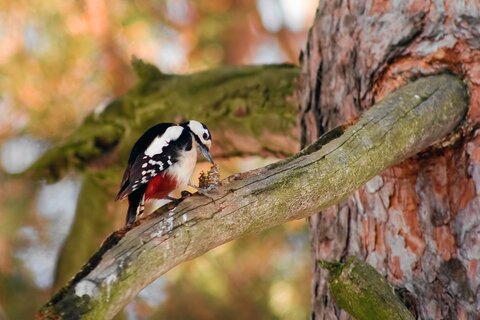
[46,62,299,289]
[28,61,300,181]
[37,75,468,319]
[320,257,415,320]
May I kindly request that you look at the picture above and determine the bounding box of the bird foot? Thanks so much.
[179,191,193,198]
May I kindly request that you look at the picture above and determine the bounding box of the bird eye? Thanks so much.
[203,132,209,140]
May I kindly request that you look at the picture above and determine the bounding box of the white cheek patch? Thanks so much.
[144,126,183,157]
[187,120,204,135]
[187,121,211,146]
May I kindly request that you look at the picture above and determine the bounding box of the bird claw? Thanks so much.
[180,190,193,198]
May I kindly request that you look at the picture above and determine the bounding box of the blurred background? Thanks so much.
[0,0,316,319]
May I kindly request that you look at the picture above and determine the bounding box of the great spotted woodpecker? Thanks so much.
[116,120,214,225]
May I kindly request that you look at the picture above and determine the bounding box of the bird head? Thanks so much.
[183,120,214,163]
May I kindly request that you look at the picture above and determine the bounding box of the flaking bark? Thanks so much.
[38,75,467,319]
[299,2,480,318]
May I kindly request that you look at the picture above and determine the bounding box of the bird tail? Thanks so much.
[126,192,145,225]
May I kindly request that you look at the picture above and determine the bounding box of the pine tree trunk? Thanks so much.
[299,2,480,319]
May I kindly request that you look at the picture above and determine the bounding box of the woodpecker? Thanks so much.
[116,120,214,225]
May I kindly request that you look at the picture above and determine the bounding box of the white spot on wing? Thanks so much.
[148,159,165,169]
[144,126,184,157]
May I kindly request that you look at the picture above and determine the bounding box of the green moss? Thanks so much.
[131,57,167,83]
[324,257,414,320]
[318,260,344,278]
[80,230,171,320]
[27,63,299,181]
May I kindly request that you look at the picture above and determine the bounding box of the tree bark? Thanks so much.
[38,75,467,319]
[299,2,480,319]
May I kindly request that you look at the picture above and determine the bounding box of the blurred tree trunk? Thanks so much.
[299,2,480,319]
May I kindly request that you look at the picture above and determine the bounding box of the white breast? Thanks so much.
[166,141,197,187]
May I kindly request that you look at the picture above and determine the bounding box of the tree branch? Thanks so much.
[37,74,468,319]
[47,62,299,292]
[319,257,415,320]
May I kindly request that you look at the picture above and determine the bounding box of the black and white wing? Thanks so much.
[115,124,192,200]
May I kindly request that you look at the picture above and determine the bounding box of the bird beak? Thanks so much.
[199,144,214,164]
